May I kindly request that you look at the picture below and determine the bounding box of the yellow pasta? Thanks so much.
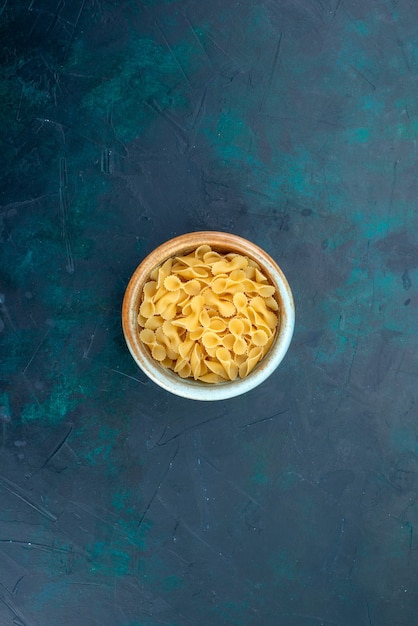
[137,246,280,383]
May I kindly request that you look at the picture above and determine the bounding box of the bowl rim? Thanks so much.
[122,231,294,400]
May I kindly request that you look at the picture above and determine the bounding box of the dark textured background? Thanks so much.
[1,1,418,624]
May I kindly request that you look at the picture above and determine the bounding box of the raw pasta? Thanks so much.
[137,245,279,383]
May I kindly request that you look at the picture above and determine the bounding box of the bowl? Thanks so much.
[122,231,294,401]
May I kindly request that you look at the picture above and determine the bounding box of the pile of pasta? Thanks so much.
[137,245,279,383]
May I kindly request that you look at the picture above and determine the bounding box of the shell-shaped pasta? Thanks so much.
[229,269,247,282]
[177,290,190,308]
[174,358,192,378]
[195,244,212,258]
[183,295,204,331]
[175,254,204,267]
[241,318,252,334]
[211,277,228,294]
[154,294,174,317]
[249,296,278,329]
[265,296,279,311]
[178,338,195,360]
[140,299,155,318]
[162,320,181,344]
[207,317,227,333]
[139,329,155,345]
[204,360,229,379]
[189,326,204,340]
[143,281,157,298]
[251,329,268,347]
[211,255,248,275]
[244,266,256,280]
[199,372,225,384]
[201,331,222,349]
[254,268,269,283]
[157,258,173,288]
[215,347,238,380]
[203,251,222,264]
[152,344,166,361]
[233,337,247,356]
[160,302,178,320]
[222,333,235,350]
[164,275,182,291]
[233,292,247,313]
[256,284,276,298]
[239,346,263,377]
[199,308,211,327]
[144,315,164,330]
[228,318,245,336]
[137,313,147,327]
[183,279,201,296]
[176,266,209,280]
[190,343,204,379]
[137,245,279,384]
[217,299,236,318]
[234,353,247,366]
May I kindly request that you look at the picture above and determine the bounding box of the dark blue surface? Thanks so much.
[1,1,418,624]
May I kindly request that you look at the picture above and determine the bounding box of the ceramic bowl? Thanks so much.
[122,231,294,401]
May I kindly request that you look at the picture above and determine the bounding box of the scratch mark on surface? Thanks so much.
[16,86,24,121]
[11,575,25,596]
[406,522,413,563]
[350,66,376,90]
[100,148,114,175]
[191,434,210,531]
[137,444,179,531]
[200,27,240,70]
[31,424,73,475]
[83,323,99,358]
[69,502,137,542]
[47,0,65,35]
[389,159,399,211]
[144,99,189,152]
[109,367,148,385]
[201,455,261,506]
[0,0,9,17]
[330,0,344,23]
[0,590,29,626]
[242,408,290,429]
[183,13,212,63]
[323,517,345,572]
[154,19,192,89]
[0,539,84,558]
[0,476,57,522]
[348,544,357,579]
[59,157,75,274]
[191,87,207,131]
[259,33,283,112]
[22,327,51,373]
[279,614,338,625]
[397,39,411,72]
[156,412,226,447]
[156,495,230,561]
[62,0,87,63]
[242,187,274,202]
[34,118,125,155]
[0,195,55,216]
